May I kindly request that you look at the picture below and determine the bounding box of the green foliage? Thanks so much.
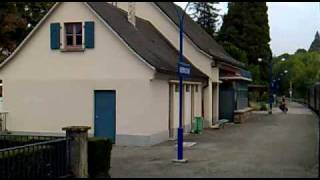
[273,51,320,98]
[260,92,269,102]
[88,137,113,178]
[217,2,272,65]
[217,2,272,83]
[0,54,5,63]
[0,2,27,53]
[221,41,248,64]
[0,2,54,57]
[295,48,307,54]
[189,2,220,37]
[260,103,268,111]
[309,31,320,52]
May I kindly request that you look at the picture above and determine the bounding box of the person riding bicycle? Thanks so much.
[279,96,288,113]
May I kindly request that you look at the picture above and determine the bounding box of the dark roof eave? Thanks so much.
[156,68,207,80]
[211,54,245,68]
[88,2,207,79]
[154,2,244,68]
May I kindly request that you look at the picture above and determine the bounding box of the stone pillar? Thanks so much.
[62,126,91,178]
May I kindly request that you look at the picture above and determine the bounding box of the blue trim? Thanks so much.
[240,69,252,79]
[85,21,94,48]
[50,23,60,49]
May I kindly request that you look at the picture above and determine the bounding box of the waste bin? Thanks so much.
[191,116,203,134]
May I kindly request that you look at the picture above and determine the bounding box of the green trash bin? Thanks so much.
[191,116,203,134]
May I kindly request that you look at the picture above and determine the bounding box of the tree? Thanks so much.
[309,31,320,52]
[221,41,248,64]
[272,51,320,98]
[0,2,26,55]
[0,2,54,62]
[189,2,220,37]
[295,48,307,54]
[217,2,272,83]
[218,2,271,64]
[15,2,54,30]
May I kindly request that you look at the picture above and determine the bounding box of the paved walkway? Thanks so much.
[109,102,319,178]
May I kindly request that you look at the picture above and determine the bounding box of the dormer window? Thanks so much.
[65,22,82,49]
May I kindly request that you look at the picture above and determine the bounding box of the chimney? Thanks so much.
[128,2,136,27]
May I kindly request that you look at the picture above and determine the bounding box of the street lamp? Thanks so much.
[258,57,273,114]
[172,2,191,163]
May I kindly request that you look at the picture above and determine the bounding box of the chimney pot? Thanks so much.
[128,2,136,27]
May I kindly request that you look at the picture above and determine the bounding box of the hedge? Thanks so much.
[88,137,113,178]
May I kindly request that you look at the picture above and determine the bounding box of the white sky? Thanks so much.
[175,2,320,56]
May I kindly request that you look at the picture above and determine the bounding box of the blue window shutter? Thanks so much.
[50,23,60,49]
[85,21,94,48]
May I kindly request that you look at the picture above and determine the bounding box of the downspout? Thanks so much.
[201,78,209,118]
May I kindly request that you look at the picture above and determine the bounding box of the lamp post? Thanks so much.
[258,57,273,114]
[273,69,288,103]
[172,2,191,163]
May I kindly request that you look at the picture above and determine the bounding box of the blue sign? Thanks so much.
[177,62,191,77]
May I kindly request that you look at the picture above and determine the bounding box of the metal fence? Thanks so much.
[0,112,8,132]
[0,135,69,178]
[0,134,61,149]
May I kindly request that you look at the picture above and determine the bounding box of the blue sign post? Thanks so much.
[178,62,191,77]
[172,3,191,164]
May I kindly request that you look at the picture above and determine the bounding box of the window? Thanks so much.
[175,84,179,92]
[65,23,82,49]
[195,85,198,92]
[186,85,190,92]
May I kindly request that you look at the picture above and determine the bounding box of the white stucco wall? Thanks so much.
[169,82,201,137]
[114,2,216,80]
[183,84,192,132]
[194,84,202,117]
[112,2,223,124]
[0,2,169,139]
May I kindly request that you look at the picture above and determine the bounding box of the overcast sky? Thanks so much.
[175,2,320,56]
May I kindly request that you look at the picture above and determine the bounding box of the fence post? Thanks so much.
[62,126,91,178]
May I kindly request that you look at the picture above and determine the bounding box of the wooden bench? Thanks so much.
[234,107,254,124]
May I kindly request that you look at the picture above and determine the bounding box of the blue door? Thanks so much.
[94,90,116,143]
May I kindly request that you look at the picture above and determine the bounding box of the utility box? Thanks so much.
[191,117,203,134]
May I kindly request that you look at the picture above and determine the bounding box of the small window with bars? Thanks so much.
[186,85,190,92]
[175,84,179,92]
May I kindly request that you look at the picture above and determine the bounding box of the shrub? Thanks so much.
[249,101,260,110]
[88,137,113,178]
[260,103,268,111]
[260,93,269,102]
[0,145,63,178]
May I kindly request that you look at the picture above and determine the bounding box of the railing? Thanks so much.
[0,134,61,149]
[0,137,68,178]
[0,112,8,132]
